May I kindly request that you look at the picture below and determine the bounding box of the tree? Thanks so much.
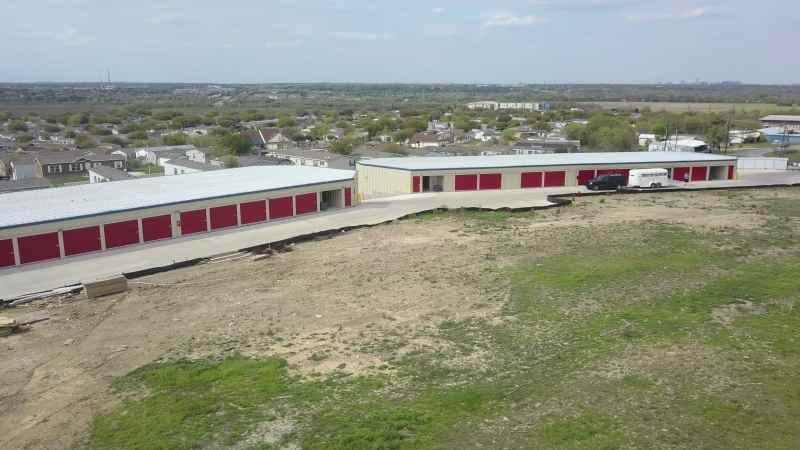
[221,133,254,155]
[128,130,148,140]
[16,134,33,144]
[454,116,473,132]
[9,120,28,132]
[220,155,240,168]
[163,133,188,146]
[564,123,585,141]
[277,115,296,128]
[705,126,729,152]
[330,139,354,155]
[75,134,96,148]
[502,128,516,144]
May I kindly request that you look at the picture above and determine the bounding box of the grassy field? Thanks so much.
[85,190,800,449]
[581,101,796,113]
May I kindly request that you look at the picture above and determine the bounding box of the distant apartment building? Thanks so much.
[466,101,550,112]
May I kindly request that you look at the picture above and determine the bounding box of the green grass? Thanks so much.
[48,174,87,186]
[89,191,800,449]
[767,149,800,162]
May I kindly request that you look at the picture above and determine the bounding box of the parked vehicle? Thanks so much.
[628,168,670,188]
[586,173,627,190]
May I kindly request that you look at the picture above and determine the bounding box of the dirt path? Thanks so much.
[0,189,791,449]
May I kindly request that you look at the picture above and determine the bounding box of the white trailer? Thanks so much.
[628,168,670,188]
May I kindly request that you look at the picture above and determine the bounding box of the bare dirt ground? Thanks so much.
[0,188,792,449]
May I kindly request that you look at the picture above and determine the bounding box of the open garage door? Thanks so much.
[63,226,102,256]
[0,239,15,267]
[105,220,141,248]
[18,232,60,264]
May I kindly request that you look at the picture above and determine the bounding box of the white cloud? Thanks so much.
[482,12,547,29]
[625,7,710,22]
[433,7,444,14]
[264,39,303,49]
[332,31,392,41]
[26,27,94,47]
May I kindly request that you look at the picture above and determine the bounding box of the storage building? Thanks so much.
[0,166,355,269]
[357,152,737,197]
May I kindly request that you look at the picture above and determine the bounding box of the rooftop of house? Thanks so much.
[163,158,222,171]
[87,165,132,181]
[130,144,197,154]
[0,166,355,230]
[0,178,51,194]
[36,150,125,165]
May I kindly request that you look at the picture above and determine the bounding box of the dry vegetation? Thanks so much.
[1,188,799,449]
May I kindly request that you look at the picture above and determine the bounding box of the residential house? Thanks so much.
[409,132,442,149]
[243,130,264,149]
[162,158,223,176]
[88,165,132,183]
[263,148,357,170]
[132,145,197,165]
[1,150,40,180]
[186,147,212,164]
[468,129,498,143]
[258,128,291,151]
[513,139,581,154]
[37,150,127,178]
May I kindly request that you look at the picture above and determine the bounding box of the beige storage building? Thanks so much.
[356,152,737,198]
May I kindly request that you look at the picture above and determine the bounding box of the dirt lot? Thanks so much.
[0,188,797,449]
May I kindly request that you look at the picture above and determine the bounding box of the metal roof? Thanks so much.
[0,166,354,230]
[356,152,736,171]
[760,115,800,123]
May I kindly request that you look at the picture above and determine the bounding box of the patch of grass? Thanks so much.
[537,413,623,449]
[90,358,292,450]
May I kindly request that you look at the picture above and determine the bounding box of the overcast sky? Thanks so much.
[1,0,798,84]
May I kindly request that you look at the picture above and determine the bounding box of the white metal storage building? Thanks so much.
[0,166,355,268]
[357,152,737,197]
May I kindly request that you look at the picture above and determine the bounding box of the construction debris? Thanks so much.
[2,284,84,308]
[0,314,50,337]
[84,276,129,299]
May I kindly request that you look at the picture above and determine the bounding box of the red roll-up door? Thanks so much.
[454,174,478,191]
[577,170,595,185]
[672,167,690,181]
[521,172,543,188]
[18,232,60,264]
[180,209,208,235]
[479,173,502,190]
[105,220,140,248]
[269,197,294,220]
[240,201,267,225]
[62,226,101,256]
[344,187,352,207]
[728,165,735,180]
[295,193,318,215]
[691,166,708,181]
[412,176,421,193]
[210,205,238,230]
[543,171,566,187]
[0,239,15,267]
[142,215,173,242]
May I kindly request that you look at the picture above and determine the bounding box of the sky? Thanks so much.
[1,0,798,84]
